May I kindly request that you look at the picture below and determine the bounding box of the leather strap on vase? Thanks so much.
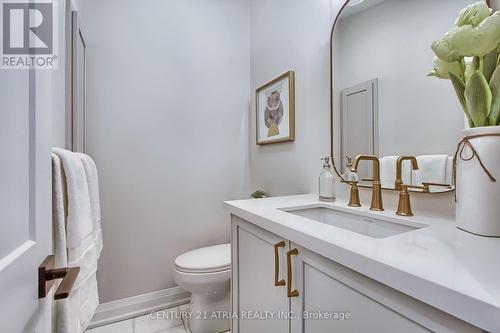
[452,133,500,202]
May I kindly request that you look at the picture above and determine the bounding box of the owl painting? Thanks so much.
[264,90,284,137]
[256,71,295,145]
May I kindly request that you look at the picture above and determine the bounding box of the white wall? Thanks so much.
[249,0,340,196]
[79,0,251,302]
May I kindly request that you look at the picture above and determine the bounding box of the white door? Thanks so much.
[231,216,289,333]
[340,79,379,178]
[0,66,53,330]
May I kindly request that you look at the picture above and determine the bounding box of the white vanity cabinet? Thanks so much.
[231,215,481,333]
[231,216,290,333]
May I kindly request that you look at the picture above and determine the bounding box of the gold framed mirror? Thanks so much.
[328,0,493,194]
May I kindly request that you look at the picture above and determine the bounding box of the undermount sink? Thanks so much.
[282,206,427,239]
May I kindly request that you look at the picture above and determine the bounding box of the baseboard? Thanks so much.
[87,286,190,329]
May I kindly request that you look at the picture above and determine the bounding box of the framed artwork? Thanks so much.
[256,71,295,145]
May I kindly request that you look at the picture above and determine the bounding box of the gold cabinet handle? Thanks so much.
[274,241,286,286]
[286,248,299,297]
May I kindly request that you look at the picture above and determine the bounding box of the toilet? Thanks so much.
[174,243,231,333]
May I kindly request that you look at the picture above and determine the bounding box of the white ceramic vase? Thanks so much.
[456,126,500,237]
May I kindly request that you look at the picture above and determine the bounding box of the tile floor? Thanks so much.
[85,305,230,333]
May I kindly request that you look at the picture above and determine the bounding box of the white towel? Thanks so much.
[77,154,102,238]
[380,156,398,188]
[52,154,68,268]
[379,156,412,188]
[52,148,102,333]
[445,155,454,185]
[413,154,449,186]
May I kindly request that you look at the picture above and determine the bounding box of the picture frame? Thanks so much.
[256,71,295,145]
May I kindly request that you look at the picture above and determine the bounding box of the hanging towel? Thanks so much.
[52,148,103,333]
[445,155,454,185]
[413,154,449,186]
[379,156,412,188]
[380,156,396,188]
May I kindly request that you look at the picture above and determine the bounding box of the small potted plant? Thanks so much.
[251,190,267,199]
[428,1,500,236]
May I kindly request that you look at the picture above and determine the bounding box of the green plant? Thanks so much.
[251,190,267,199]
[428,1,500,127]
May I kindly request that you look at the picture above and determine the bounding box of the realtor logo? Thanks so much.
[1,0,58,69]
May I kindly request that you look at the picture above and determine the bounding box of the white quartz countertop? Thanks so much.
[224,194,500,332]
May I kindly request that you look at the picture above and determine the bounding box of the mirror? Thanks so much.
[330,0,481,193]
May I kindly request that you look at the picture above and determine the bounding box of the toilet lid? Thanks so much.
[175,243,230,273]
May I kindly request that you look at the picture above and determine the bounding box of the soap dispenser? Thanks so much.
[319,157,335,202]
[341,156,359,182]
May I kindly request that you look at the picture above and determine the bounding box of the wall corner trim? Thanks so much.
[87,286,190,329]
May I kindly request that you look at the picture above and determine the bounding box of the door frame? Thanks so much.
[65,8,87,152]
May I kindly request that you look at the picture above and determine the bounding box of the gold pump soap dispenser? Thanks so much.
[319,157,335,202]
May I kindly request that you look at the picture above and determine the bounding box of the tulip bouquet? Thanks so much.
[428,1,500,127]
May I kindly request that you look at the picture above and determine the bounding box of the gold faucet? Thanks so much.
[351,155,383,211]
[341,181,361,207]
[397,183,453,216]
[395,156,419,190]
[397,185,414,216]
[396,184,425,216]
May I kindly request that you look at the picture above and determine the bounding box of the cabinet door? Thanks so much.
[289,244,480,333]
[231,216,289,333]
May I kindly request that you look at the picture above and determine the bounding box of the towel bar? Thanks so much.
[38,255,80,300]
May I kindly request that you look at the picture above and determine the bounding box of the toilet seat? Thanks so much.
[175,243,230,274]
